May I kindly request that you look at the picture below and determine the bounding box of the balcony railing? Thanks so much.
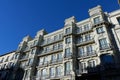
[64,54,73,59]
[38,59,63,67]
[76,38,94,46]
[40,48,63,55]
[76,27,92,35]
[77,63,120,76]
[78,51,97,58]
[41,38,63,46]
[20,55,28,60]
[31,43,40,48]
[65,70,72,76]
[92,20,110,27]
[100,43,112,50]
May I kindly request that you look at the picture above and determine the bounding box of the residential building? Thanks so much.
[0,5,120,80]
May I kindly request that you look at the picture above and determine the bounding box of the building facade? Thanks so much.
[0,5,120,80]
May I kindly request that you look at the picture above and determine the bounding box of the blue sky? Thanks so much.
[0,0,119,54]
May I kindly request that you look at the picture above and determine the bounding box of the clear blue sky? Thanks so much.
[0,0,119,55]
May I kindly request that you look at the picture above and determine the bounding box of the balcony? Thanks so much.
[100,43,112,51]
[92,20,110,28]
[31,43,40,48]
[76,27,93,35]
[78,51,97,59]
[40,75,49,80]
[64,70,72,76]
[23,47,30,52]
[76,38,95,46]
[38,48,63,57]
[50,59,63,65]
[19,55,28,61]
[76,67,99,76]
[41,38,63,47]
[38,61,49,68]
[64,31,73,37]
[64,54,73,59]
[77,63,120,76]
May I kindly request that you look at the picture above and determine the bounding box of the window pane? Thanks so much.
[65,28,71,34]
[65,48,71,57]
[94,17,100,24]
[79,47,84,56]
[96,27,104,34]
[66,37,71,44]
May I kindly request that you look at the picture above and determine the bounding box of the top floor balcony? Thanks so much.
[41,38,63,47]
[76,27,93,35]
[92,20,111,28]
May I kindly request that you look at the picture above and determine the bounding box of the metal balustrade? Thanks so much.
[100,43,112,50]
[78,51,97,58]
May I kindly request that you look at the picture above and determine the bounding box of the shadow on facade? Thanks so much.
[0,66,24,80]
[76,54,120,80]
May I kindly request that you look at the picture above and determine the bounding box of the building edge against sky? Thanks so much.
[0,5,120,80]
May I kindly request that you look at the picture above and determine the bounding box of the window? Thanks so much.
[50,67,55,77]
[54,35,58,41]
[88,60,96,68]
[84,24,89,31]
[51,54,57,63]
[31,49,36,54]
[86,45,93,54]
[78,47,84,57]
[56,66,62,76]
[36,70,40,78]
[85,34,91,41]
[96,27,104,34]
[78,36,83,43]
[59,34,63,39]
[81,62,87,73]
[44,47,49,52]
[99,38,108,50]
[34,40,38,45]
[53,44,57,50]
[28,58,33,66]
[65,37,71,44]
[47,38,51,43]
[11,55,14,60]
[65,27,71,34]
[14,54,19,59]
[58,43,63,49]
[76,27,82,33]
[25,70,30,78]
[65,48,71,57]
[65,62,71,75]
[94,16,100,24]
[41,69,47,77]
[57,53,62,61]
[117,17,120,24]
[0,58,4,63]
[44,56,48,64]
[5,56,9,62]
[18,46,21,50]
[39,58,43,66]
